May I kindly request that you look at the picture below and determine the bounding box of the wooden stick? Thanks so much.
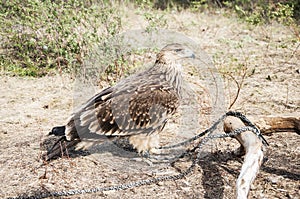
[249,116,300,135]
[224,116,265,199]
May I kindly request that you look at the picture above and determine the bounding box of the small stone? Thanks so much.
[43,45,48,51]
[43,105,49,109]
[103,190,116,195]
[268,176,283,184]
[157,182,164,186]
[180,186,191,192]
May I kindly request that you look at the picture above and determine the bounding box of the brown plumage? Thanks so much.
[45,43,195,160]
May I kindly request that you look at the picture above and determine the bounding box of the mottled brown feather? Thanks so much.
[60,43,194,151]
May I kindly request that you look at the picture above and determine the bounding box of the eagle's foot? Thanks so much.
[128,133,160,154]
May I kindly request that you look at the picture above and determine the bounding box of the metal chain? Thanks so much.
[159,113,227,149]
[7,111,267,199]
[225,111,269,146]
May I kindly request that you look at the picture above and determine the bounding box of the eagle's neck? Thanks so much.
[153,60,183,97]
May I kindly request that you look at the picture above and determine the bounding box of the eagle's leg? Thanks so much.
[128,133,161,166]
[129,133,161,155]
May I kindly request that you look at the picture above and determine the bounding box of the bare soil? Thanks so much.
[1,10,299,199]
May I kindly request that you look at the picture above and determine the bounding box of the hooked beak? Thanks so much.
[182,48,195,59]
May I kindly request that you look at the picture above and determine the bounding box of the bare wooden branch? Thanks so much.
[223,115,299,198]
[224,116,265,199]
[249,116,300,135]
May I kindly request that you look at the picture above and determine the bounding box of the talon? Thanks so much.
[142,151,150,158]
[149,148,161,155]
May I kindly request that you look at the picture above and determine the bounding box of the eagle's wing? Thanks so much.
[74,84,179,138]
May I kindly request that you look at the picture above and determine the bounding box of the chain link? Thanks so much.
[226,111,269,146]
[7,111,267,199]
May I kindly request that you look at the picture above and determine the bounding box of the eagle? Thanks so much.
[45,43,195,160]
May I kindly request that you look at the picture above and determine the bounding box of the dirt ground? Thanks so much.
[1,10,299,199]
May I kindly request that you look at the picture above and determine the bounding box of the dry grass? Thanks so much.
[1,9,299,199]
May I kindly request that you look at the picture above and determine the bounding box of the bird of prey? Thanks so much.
[45,43,195,160]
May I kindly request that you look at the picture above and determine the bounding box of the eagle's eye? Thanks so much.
[174,49,183,52]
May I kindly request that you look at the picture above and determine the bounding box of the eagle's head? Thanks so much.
[155,43,195,65]
[151,43,195,95]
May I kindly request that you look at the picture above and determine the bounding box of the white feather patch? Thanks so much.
[128,133,160,154]
[89,120,100,133]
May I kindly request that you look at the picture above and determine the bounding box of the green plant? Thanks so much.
[271,2,295,26]
[222,0,297,25]
[143,11,167,32]
[133,0,167,33]
[215,41,251,109]
[190,0,209,12]
[0,0,122,77]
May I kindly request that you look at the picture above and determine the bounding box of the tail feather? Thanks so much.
[49,126,66,136]
[43,125,75,161]
[43,136,81,161]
